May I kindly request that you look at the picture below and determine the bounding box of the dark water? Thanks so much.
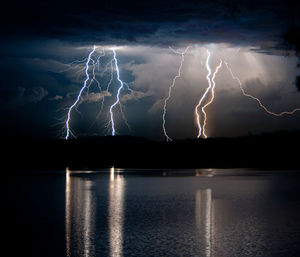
[3,169,300,257]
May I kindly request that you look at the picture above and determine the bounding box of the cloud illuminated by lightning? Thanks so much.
[162,46,191,141]
[224,61,300,116]
[89,58,114,131]
[63,44,300,140]
[118,98,131,131]
[72,48,135,136]
[195,49,212,138]
[65,46,97,139]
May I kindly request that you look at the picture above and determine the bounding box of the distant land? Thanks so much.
[3,131,300,171]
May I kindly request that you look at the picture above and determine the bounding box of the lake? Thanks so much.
[3,168,300,257]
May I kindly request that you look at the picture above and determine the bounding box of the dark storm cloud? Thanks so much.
[49,95,63,101]
[0,86,48,109]
[1,0,299,50]
[16,86,48,104]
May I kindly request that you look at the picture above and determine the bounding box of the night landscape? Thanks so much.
[2,0,300,256]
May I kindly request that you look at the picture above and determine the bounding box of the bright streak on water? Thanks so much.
[65,171,71,257]
[56,169,300,257]
[195,189,212,257]
[109,172,125,257]
[65,170,96,257]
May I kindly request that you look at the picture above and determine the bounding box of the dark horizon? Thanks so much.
[3,130,300,171]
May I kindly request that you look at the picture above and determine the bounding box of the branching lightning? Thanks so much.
[60,57,88,73]
[65,46,136,138]
[224,61,300,116]
[195,50,212,138]
[63,44,300,140]
[201,59,223,138]
[65,46,97,139]
[162,46,191,141]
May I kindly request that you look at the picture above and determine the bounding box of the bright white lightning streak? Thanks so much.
[65,46,96,140]
[224,61,300,116]
[162,46,191,141]
[201,59,223,139]
[109,49,125,136]
[195,50,212,138]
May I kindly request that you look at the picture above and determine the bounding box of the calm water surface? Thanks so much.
[4,169,300,257]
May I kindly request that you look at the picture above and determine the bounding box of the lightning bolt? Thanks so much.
[195,49,212,138]
[109,49,130,136]
[89,50,134,135]
[201,59,223,138]
[162,46,191,141]
[64,45,299,140]
[224,61,300,116]
[65,46,97,139]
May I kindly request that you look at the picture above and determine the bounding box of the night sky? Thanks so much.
[1,0,300,140]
